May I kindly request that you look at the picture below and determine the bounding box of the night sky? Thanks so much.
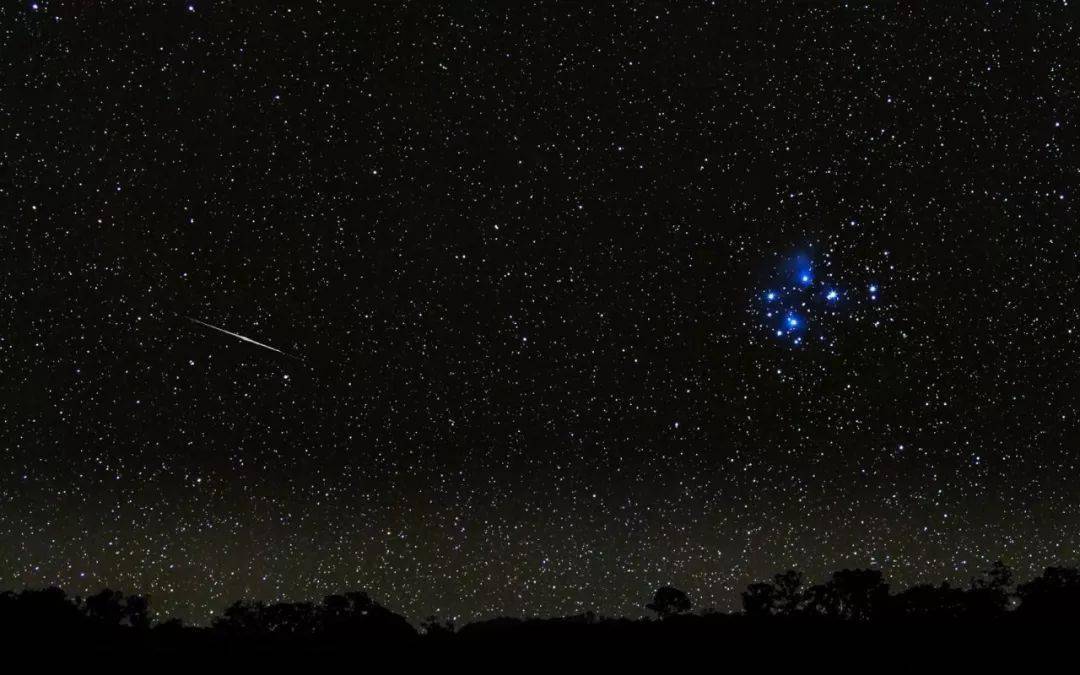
[4,2,1080,625]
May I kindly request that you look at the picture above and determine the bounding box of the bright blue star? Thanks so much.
[786,314,800,329]
[765,291,777,301]
[826,289,838,301]
[791,254,814,286]
[869,284,878,293]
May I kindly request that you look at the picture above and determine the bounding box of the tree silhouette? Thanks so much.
[1016,566,1080,618]
[891,582,967,619]
[0,587,84,635]
[804,569,889,621]
[742,570,804,617]
[646,586,692,618]
[4,561,1080,651]
[965,560,1013,617]
[123,594,151,630]
[80,589,152,629]
[85,589,126,626]
[742,582,777,617]
[978,560,1013,590]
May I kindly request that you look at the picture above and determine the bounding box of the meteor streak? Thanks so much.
[183,315,301,360]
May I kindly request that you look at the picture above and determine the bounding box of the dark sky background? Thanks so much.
[3,1,1080,624]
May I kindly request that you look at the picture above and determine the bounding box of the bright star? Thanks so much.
[791,254,814,286]
[826,289,838,300]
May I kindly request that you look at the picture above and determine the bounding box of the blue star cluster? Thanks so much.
[759,251,882,349]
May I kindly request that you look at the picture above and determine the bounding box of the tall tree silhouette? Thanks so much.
[773,570,804,615]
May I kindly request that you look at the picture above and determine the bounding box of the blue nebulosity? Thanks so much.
[758,252,882,347]
[792,253,814,287]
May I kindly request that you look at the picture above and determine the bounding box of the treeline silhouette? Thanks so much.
[5,562,1080,651]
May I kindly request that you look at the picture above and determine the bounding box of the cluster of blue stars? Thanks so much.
[759,253,879,347]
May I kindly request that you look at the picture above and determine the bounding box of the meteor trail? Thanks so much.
[183,315,302,361]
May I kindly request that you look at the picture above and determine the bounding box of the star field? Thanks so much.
[3,2,1080,624]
